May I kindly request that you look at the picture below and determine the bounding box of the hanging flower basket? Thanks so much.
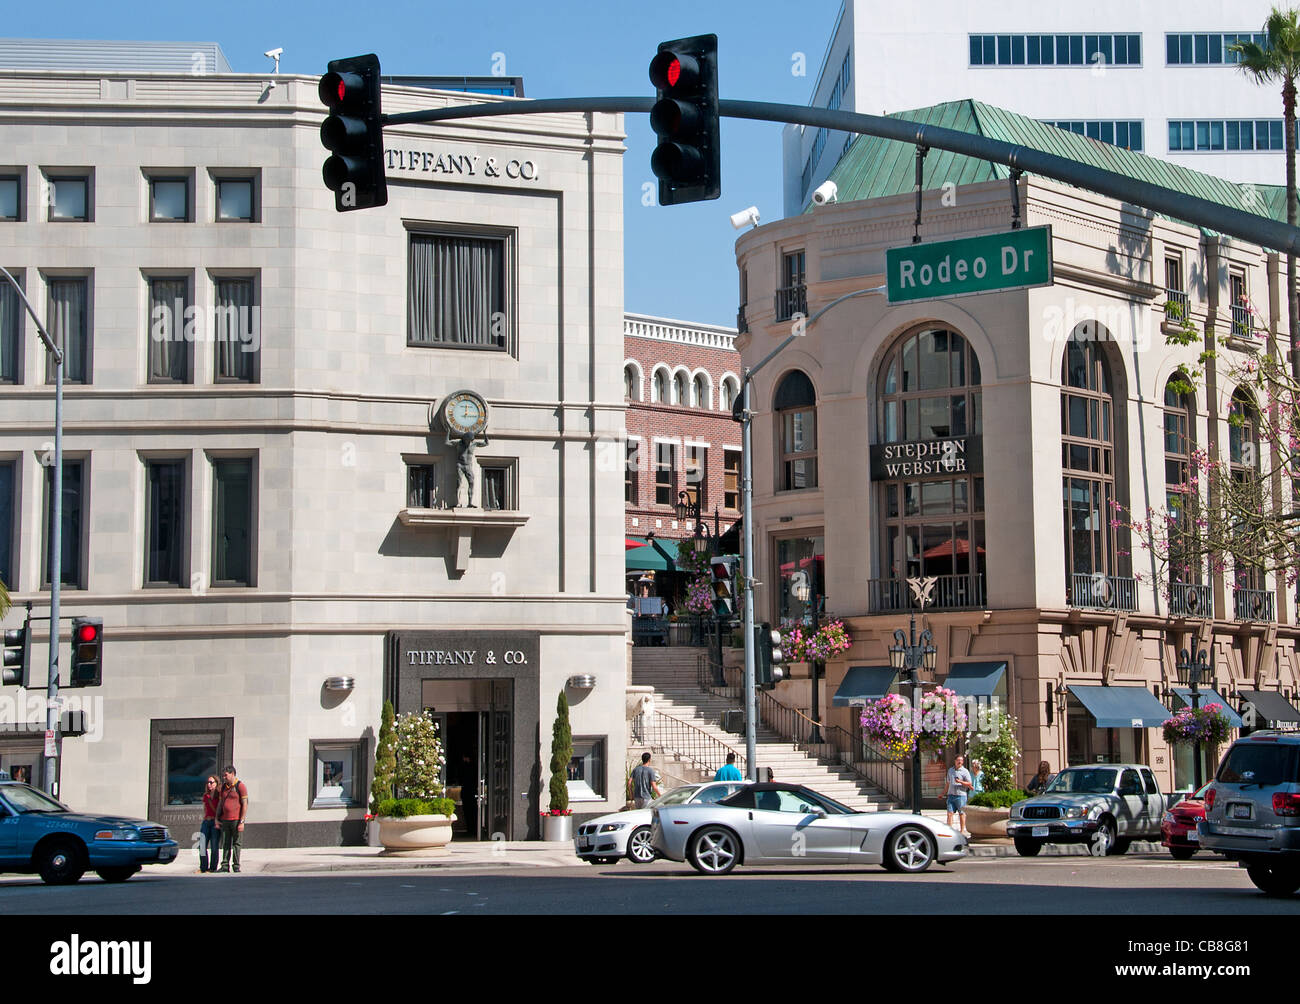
[780,619,853,664]
[860,688,968,760]
[1162,703,1233,746]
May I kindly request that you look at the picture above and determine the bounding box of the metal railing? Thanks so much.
[641,710,746,778]
[1233,587,1275,623]
[1068,573,1138,611]
[1169,581,1212,618]
[868,574,986,612]
[774,284,807,322]
[1230,303,1254,339]
[632,614,710,647]
[1164,288,1189,320]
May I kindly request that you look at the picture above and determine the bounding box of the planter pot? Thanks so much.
[964,805,1012,840]
[377,814,456,855]
[542,814,573,842]
[366,818,382,848]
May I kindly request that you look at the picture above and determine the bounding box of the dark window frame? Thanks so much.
[0,171,24,222]
[405,222,517,356]
[210,169,260,223]
[211,271,260,384]
[0,267,24,383]
[43,170,93,223]
[146,273,194,384]
[146,172,194,224]
[477,456,517,512]
[41,455,86,590]
[309,738,367,809]
[210,453,256,588]
[143,455,189,588]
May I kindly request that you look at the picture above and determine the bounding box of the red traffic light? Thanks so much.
[76,623,99,644]
[649,49,699,93]
[318,70,364,111]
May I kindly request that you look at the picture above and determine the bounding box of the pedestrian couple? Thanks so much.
[944,756,983,837]
[199,765,248,873]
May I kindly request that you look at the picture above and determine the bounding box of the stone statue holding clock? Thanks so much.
[441,390,490,508]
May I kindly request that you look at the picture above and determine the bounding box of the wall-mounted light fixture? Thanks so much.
[324,676,355,692]
[567,674,597,690]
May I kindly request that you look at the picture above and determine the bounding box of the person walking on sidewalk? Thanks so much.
[714,752,743,782]
[944,755,974,836]
[199,775,221,873]
[629,753,661,809]
[216,765,248,873]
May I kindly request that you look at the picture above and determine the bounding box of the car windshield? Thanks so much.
[1217,744,1300,787]
[1,784,69,813]
[1043,768,1117,795]
[651,786,700,807]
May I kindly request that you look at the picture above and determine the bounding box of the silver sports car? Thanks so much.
[651,782,967,875]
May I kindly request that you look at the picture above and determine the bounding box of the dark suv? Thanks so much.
[1199,731,1300,896]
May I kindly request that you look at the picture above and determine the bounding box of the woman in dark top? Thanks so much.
[200,776,221,873]
[1026,760,1053,793]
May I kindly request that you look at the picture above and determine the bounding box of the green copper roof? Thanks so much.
[817,99,1291,229]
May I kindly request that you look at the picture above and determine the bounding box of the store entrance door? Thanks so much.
[423,680,511,842]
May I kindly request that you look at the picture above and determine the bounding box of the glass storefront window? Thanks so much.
[776,535,825,623]
[311,742,360,807]
[166,745,218,806]
[567,737,606,800]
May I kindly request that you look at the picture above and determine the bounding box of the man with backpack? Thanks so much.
[215,764,249,873]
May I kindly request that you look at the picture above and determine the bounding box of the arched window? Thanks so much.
[1229,387,1266,599]
[1061,329,1130,607]
[774,370,817,491]
[624,364,639,401]
[720,377,737,412]
[1163,376,1201,594]
[692,373,708,409]
[877,328,985,609]
[652,369,668,403]
[672,372,687,406]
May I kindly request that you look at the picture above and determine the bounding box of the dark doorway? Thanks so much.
[442,711,485,840]
[422,679,511,842]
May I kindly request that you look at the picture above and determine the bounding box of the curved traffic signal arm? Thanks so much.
[319,54,388,212]
[648,34,720,206]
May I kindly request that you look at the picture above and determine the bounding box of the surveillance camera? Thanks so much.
[812,180,838,205]
[264,47,283,59]
[729,206,761,230]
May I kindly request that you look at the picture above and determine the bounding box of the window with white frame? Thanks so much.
[566,737,605,800]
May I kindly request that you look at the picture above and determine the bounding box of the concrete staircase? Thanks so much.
[630,647,895,812]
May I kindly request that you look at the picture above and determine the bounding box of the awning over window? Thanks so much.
[1170,688,1243,728]
[832,666,898,707]
[625,536,680,572]
[942,661,1007,698]
[1068,684,1173,728]
[1239,689,1300,726]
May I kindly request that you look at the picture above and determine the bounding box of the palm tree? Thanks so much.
[0,578,9,619]
[1230,9,1300,379]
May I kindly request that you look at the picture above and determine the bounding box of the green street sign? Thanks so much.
[887,225,1053,304]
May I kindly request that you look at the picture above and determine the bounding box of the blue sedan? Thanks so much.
[0,781,179,884]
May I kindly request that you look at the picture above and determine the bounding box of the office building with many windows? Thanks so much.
[786,0,1288,215]
[0,48,628,845]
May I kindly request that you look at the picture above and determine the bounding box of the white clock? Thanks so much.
[440,390,489,436]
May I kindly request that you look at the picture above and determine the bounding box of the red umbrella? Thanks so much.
[626,538,646,550]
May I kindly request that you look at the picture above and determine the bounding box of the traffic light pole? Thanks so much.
[740,376,757,780]
[0,267,63,797]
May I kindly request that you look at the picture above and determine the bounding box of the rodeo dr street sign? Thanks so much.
[887,225,1053,304]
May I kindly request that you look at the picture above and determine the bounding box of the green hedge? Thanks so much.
[968,789,1030,809]
[376,797,456,819]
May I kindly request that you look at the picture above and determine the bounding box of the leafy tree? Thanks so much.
[548,691,573,814]
[393,711,445,801]
[371,700,397,813]
[968,707,1021,792]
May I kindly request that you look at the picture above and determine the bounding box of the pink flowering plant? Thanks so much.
[1161,703,1233,747]
[780,619,852,663]
[860,687,968,760]
[683,575,713,614]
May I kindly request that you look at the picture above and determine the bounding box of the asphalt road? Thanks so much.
[3,851,1299,915]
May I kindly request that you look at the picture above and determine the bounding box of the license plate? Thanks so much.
[1231,804,1252,819]
[159,847,175,861]
[1031,825,1049,837]
[1186,831,1198,842]
[578,838,592,850]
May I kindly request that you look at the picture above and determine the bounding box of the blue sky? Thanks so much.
[10,0,843,327]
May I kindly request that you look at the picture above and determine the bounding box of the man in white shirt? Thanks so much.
[945,755,974,836]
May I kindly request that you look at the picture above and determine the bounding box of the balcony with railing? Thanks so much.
[774,284,807,322]
[1068,573,1138,611]
[1230,303,1255,340]
[1164,288,1189,321]
[1233,587,1275,623]
[1169,581,1212,618]
[868,574,986,612]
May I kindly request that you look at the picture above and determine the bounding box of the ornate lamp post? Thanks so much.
[889,608,937,815]
[1178,646,1210,789]
[674,490,715,556]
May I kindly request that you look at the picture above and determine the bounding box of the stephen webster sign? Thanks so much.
[384,148,542,182]
[870,436,983,479]
[886,226,1052,304]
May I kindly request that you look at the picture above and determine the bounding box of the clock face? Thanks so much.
[442,391,487,435]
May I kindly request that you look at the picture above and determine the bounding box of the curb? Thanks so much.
[966,840,1165,858]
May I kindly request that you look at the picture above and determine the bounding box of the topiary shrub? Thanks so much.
[548,691,573,814]
[393,710,445,802]
[968,789,1031,809]
[376,797,456,819]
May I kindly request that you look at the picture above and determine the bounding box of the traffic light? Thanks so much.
[318,54,387,212]
[2,613,32,688]
[756,623,785,688]
[68,616,102,688]
[648,34,720,206]
[710,556,739,620]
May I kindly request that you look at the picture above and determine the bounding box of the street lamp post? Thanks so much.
[1178,647,1210,790]
[675,491,718,655]
[889,608,937,815]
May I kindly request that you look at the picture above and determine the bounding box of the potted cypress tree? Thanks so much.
[543,691,574,842]
[367,700,397,846]
[375,710,457,855]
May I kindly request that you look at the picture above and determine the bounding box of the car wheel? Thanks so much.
[95,866,141,883]
[883,826,935,873]
[687,827,740,876]
[1013,836,1043,857]
[37,838,86,886]
[1169,846,1197,861]
[1090,818,1116,857]
[626,826,657,864]
[1112,838,1132,856]
[1246,862,1300,897]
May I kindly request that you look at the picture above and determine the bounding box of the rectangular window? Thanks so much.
[997,35,1012,64]
[212,457,254,586]
[46,174,90,222]
[1167,34,1181,64]
[970,36,983,64]
[1027,35,1041,64]
[625,440,639,505]
[145,459,186,587]
[724,449,741,511]
[1,270,22,382]
[655,443,676,506]
[148,176,190,222]
[685,446,705,509]
[147,276,190,383]
[0,459,13,588]
[166,746,218,806]
[0,174,21,221]
[567,737,606,800]
[408,230,511,350]
[214,176,256,222]
[42,458,83,589]
[478,457,516,511]
[407,462,440,508]
[310,740,363,808]
[46,277,89,384]
[213,276,258,383]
